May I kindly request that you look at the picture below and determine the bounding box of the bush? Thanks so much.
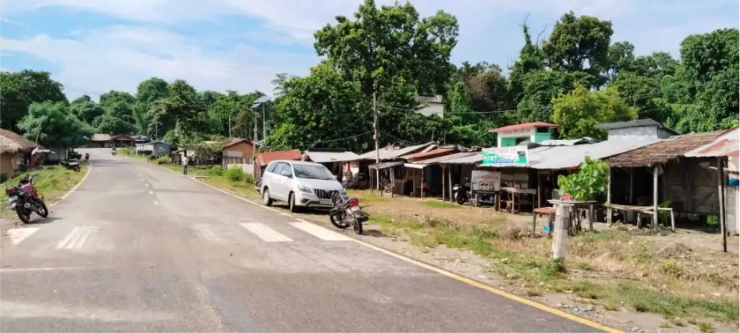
[208,166,224,177]
[156,156,170,165]
[225,166,245,182]
[244,173,255,185]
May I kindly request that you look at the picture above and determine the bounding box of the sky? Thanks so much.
[0,0,737,100]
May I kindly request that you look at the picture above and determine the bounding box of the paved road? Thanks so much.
[0,149,606,332]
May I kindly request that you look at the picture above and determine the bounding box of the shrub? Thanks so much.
[156,156,170,165]
[225,166,245,182]
[244,173,255,185]
[208,166,224,177]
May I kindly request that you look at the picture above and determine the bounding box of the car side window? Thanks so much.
[283,163,294,176]
[266,162,277,173]
[272,163,285,175]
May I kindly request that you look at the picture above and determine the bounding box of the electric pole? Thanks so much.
[262,103,266,147]
[252,112,258,164]
[228,117,232,138]
[373,91,380,191]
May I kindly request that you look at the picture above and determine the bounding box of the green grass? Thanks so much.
[421,200,459,209]
[0,163,90,217]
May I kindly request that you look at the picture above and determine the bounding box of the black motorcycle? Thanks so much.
[329,192,369,235]
[452,178,471,205]
[60,159,81,172]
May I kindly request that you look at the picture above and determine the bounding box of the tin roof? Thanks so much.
[684,127,739,158]
[597,118,679,135]
[356,142,435,161]
[605,130,725,168]
[489,122,558,133]
[304,150,360,163]
[412,151,478,165]
[440,153,484,165]
[256,149,302,166]
[402,148,456,161]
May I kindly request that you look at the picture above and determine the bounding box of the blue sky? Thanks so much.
[1,0,737,100]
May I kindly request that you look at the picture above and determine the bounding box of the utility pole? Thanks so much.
[373,91,380,191]
[228,117,232,138]
[252,112,258,164]
[262,103,266,147]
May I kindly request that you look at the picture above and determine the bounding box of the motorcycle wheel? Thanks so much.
[329,213,349,229]
[348,213,362,235]
[35,200,49,218]
[16,207,31,223]
[456,194,466,205]
[74,166,80,173]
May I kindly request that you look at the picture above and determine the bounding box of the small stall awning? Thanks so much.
[369,161,404,170]
[404,163,428,169]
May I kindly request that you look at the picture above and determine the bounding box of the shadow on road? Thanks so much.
[23,216,61,225]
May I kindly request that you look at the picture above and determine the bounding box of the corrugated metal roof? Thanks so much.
[684,127,739,158]
[440,153,483,165]
[489,122,558,133]
[413,151,478,164]
[356,142,435,161]
[597,118,679,135]
[529,139,661,169]
[403,148,456,160]
[606,131,725,168]
[539,138,597,146]
[256,149,302,166]
[304,150,360,163]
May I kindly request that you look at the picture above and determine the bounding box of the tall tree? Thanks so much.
[69,95,105,124]
[0,70,67,131]
[133,78,169,134]
[551,84,638,139]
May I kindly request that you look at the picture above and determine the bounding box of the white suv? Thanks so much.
[261,160,345,212]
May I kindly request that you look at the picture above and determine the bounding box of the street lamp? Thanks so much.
[251,96,271,147]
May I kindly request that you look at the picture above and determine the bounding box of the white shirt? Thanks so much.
[182,155,189,165]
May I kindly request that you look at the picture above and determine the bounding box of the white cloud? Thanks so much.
[0,25,315,98]
[0,0,736,99]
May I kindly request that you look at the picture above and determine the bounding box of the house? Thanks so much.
[489,122,559,147]
[415,95,444,118]
[597,118,679,141]
[303,148,360,180]
[0,129,41,180]
[110,134,135,147]
[221,138,258,163]
[356,142,437,191]
[135,141,171,158]
[89,134,112,148]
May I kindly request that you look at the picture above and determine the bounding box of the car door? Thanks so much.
[269,162,287,200]
[282,162,297,197]
[262,161,278,192]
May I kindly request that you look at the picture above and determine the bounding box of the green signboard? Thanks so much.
[481,147,528,166]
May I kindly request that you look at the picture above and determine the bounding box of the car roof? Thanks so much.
[270,159,323,166]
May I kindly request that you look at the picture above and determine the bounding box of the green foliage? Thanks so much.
[180,141,224,164]
[557,157,610,201]
[17,101,92,149]
[224,166,246,182]
[0,70,67,132]
[155,156,170,165]
[207,166,225,177]
[552,84,638,139]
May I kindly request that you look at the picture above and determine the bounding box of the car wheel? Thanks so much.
[262,188,273,206]
[288,192,298,213]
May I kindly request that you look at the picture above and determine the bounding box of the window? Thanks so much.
[293,164,335,180]
[266,162,278,173]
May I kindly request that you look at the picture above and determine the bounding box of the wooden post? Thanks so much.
[588,204,594,232]
[718,157,727,252]
[552,203,571,261]
[390,167,395,198]
[421,167,425,199]
[606,167,612,226]
[532,212,537,235]
[536,173,541,208]
[442,165,446,201]
[448,165,453,203]
[413,169,417,197]
[653,165,659,231]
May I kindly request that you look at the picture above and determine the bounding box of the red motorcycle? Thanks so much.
[5,175,49,223]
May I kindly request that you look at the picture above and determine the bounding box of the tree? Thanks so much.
[17,101,92,149]
[69,95,105,124]
[541,11,614,81]
[94,112,136,135]
[606,41,635,80]
[0,70,67,131]
[269,61,371,152]
[133,77,170,134]
[551,84,638,139]
[314,0,458,97]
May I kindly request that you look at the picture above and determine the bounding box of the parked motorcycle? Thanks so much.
[84,153,89,161]
[60,159,81,172]
[329,192,369,235]
[5,175,49,223]
[452,178,471,205]
[111,148,117,156]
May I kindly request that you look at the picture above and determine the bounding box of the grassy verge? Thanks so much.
[0,163,90,218]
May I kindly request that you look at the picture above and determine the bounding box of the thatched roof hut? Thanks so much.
[0,129,41,154]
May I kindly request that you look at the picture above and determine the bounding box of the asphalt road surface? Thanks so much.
[0,149,607,332]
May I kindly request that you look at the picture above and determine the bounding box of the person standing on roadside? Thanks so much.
[182,153,189,175]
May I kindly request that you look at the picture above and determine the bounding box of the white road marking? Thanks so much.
[289,222,351,241]
[148,190,153,195]
[192,224,222,242]
[240,223,293,242]
[0,266,109,273]
[56,226,99,249]
[153,200,159,206]
[6,227,40,245]
[145,183,149,187]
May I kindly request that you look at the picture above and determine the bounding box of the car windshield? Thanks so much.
[293,164,335,180]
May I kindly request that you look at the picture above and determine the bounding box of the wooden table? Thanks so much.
[608,203,675,230]
[498,187,537,213]
[532,207,556,235]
